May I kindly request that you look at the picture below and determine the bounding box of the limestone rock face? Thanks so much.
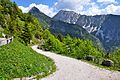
[53,10,80,24]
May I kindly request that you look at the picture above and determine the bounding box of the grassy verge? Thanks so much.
[42,48,119,72]
[0,39,56,79]
[61,53,119,71]
[80,59,117,71]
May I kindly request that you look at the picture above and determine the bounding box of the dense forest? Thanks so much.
[0,0,120,79]
[0,0,43,45]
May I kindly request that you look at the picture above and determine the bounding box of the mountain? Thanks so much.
[29,7,101,47]
[54,10,120,52]
[29,7,51,28]
[53,10,80,24]
[53,10,106,33]
[95,15,120,51]
[30,8,120,73]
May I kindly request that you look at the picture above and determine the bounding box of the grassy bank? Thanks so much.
[0,39,56,79]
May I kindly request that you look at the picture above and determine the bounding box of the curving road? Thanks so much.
[32,45,120,80]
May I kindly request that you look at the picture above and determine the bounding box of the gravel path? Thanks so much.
[32,45,120,80]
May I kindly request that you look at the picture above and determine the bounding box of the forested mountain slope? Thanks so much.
[29,7,102,47]
[54,10,120,52]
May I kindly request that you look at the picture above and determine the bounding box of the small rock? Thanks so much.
[85,55,94,61]
[102,59,114,67]
[37,46,40,49]
[44,48,49,51]
[118,70,120,72]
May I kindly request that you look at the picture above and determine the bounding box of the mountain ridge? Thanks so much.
[53,10,120,52]
[29,7,105,51]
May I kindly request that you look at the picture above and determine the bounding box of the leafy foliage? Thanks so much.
[38,31,120,70]
[0,0,56,79]
[110,49,120,70]
[39,31,103,63]
[0,0,43,45]
[41,30,63,53]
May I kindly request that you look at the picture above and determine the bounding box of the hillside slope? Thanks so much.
[0,40,55,79]
[29,7,101,47]
[54,10,120,52]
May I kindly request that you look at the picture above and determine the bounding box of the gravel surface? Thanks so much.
[32,45,120,80]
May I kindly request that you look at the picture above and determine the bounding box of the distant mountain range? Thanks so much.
[54,10,120,52]
[29,7,120,52]
[29,7,101,47]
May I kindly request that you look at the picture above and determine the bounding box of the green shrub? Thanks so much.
[110,49,120,70]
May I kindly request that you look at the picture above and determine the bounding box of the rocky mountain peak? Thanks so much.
[53,10,80,24]
[53,10,120,52]
[29,6,40,13]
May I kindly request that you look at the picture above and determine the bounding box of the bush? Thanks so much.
[110,49,120,69]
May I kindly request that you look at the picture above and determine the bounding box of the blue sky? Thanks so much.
[12,0,57,7]
[11,0,120,17]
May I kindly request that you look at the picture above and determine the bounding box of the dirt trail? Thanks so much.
[32,45,120,80]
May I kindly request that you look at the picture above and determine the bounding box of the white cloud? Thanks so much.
[19,6,29,13]
[53,0,120,16]
[97,0,116,4]
[19,3,56,17]
[81,4,120,15]
[54,0,91,13]
[81,3,102,15]
[104,4,120,14]
[18,0,120,17]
